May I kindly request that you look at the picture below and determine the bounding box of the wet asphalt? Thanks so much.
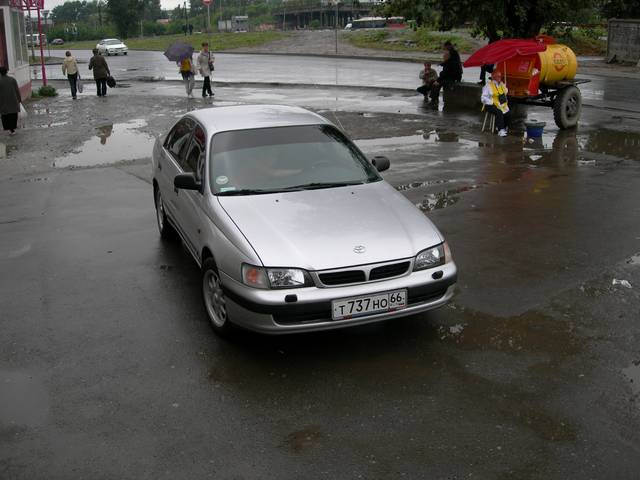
[1,77,640,479]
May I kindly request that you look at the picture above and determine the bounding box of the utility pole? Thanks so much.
[334,0,338,55]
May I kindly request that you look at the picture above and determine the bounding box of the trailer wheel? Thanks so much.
[553,86,581,129]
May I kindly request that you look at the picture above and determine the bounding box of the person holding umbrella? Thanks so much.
[165,42,196,98]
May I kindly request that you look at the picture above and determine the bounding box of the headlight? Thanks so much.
[413,242,451,271]
[242,264,312,289]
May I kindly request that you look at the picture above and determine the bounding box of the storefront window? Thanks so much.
[0,9,8,68]
[11,10,28,67]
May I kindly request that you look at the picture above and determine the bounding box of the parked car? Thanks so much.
[50,38,65,45]
[151,105,457,335]
[96,38,128,55]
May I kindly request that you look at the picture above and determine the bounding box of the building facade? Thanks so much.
[0,0,31,99]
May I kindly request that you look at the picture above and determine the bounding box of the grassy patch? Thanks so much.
[31,85,58,98]
[347,28,472,54]
[50,31,286,52]
[557,33,606,56]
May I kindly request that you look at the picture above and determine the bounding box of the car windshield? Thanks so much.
[210,125,381,195]
[105,39,121,45]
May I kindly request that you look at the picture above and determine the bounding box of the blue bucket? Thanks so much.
[525,121,546,138]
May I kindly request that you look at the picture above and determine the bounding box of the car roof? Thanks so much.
[186,105,332,134]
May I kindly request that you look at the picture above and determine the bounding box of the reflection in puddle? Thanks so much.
[623,361,640,398]
[54,119,154,168]
[585,129,640,161]
[416,190,461,212]
[356,132,474,151]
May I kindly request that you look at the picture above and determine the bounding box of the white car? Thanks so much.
[152,105,457,335]
[96,38,128,56]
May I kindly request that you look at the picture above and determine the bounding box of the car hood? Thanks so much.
[217,181,443,271]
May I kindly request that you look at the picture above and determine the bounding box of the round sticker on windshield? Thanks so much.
[216,175,229,185]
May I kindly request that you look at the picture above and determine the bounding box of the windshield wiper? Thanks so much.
[281,181,364,191]
[216,188,281,196]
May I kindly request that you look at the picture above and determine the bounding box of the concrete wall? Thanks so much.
[607,19,640,63]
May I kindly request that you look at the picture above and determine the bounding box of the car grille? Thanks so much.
[369,261,410,281]
[317,261,411,286]
[318,270,366,286]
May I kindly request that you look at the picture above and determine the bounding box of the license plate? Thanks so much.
[332,289,407,320]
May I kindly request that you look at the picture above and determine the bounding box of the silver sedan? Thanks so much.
[151,105,457,335]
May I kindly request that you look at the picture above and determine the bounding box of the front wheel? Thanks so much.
[154,187,177,240]
[553,86,581,129]
[123,52,127,55]
[202,258,233,335]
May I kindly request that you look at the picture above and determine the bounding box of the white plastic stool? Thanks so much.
[482,111,496,133]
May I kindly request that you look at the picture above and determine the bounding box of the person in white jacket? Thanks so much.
[61,51,79,99]
[481,70,510,136]
[197,43,215,98]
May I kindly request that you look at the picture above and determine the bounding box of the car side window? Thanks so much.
[184,125,206,182]
[164,118,194,162]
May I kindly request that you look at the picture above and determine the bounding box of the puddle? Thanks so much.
[416,190,460,212]
[623,361,640,397]
[585,129,640,161]
[356,132,475,151]
[53,119,154,168]
[627,254,640,265]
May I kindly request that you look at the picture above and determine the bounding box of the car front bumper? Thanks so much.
[221,262,457,334]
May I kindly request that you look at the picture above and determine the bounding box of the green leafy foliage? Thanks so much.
[37,85,58,97]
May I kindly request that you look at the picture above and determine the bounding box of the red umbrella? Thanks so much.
[463,39,547,67]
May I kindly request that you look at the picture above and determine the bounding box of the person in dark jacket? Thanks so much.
[88,49,111,97]
[0,66,23,135]
[428,51,460,105]
[443,40,463,82]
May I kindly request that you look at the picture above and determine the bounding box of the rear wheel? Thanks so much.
[202,258,233,335]
[154,187,177,240]
[553,86,581,129]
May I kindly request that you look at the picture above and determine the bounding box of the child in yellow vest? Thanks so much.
[481,70,510,136]
[178,55,195,97]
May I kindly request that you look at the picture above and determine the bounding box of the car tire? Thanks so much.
[202,258,233,335]
[154,187,177,240]
[124,52,127,55]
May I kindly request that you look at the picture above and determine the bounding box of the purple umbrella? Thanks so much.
[164,42,194,62]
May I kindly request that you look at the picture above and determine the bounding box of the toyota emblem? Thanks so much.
[353,245,366,254]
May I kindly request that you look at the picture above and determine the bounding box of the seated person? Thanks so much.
[481,70,510,137]
[428,51,460,105]
[416,62,438,99]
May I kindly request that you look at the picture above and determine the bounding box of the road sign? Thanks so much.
[202,0,211,5]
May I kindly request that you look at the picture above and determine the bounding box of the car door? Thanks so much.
[158,118,195,234]
[177,123,207,257]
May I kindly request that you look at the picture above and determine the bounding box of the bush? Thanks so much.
[309,19,320,29]
[37,85,58,97]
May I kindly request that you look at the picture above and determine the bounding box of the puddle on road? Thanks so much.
[627,254,640,265]
[53,119,154,168]
[585,129,640,161]
[416,190,461,212]
[623,361,640,398]
[356,132,475,151]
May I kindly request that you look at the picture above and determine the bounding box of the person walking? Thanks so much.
[481,70,510,137]
[197,42,215,97]
[0,66,23,136]
[178,54,195,98]
[88,48,110,97]
[61,51,79,99]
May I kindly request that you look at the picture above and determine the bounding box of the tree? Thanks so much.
[600,0,640,18]
[107,0,145,37]
[383,0,596,41]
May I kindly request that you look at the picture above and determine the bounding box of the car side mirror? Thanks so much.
[371,156,390,172]
[174,173,201,191]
